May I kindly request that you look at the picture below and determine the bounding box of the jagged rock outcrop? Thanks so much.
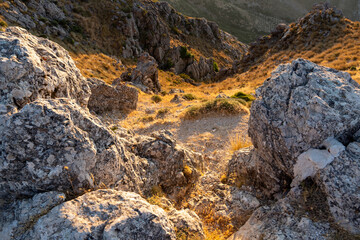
[0,98,203,201]
[246,59,360,195]
[228,59,360,236]
[88,78,138,113]
[25,189,176,240]
[1,0,247,82]
[0,191,66,240]
[0,27,90,113]
[117,52,161,93]
[0,98,157,200]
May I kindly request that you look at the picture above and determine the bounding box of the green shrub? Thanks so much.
[231,91,255,102]
[213,61,219,72]
[179,73,192,81]
[163,58,174,70]
[156,108,169,118]
[349,66,357,71]
[183,99,248,119]
[180,46,193,59]
[171,26,181,35]
[151,95,162,103]
[183,94,196,101]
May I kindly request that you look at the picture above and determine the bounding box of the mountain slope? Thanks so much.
[0,0,247,82]
[162,0,360,43]
[217,4,360,91]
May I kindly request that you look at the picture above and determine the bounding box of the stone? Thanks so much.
[120,52,161,93]
[0,98,157,200]
[0,27,91,113]
[168,209,205,239]
[0,191,65,240]
[247,59,360,194]
[216,93,230,99]
[291,138,345,187]
[315,139,360,234]
[87,78,138,114]
[26,189,176,240]
[130,130,203,197]
[170,94,183,103]
[188,172,260,230]
[229,198,332,240]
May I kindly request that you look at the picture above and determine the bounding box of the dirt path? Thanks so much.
[136,114,250,173]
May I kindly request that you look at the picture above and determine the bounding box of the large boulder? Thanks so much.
[25,189,176,240]
[0,98,157,200]
[246,59,360,194]
[0,27,90,113]
[87,78,138,114]
[130,130,203,197]
[118,52,161,93]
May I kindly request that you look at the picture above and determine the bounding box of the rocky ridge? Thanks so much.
[0,0,247,82]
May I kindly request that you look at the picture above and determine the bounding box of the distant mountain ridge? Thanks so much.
[162,0,360,43]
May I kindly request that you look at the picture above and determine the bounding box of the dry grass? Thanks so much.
[229,133,252,152]
[71,53,126,84]
[229,19,360,90]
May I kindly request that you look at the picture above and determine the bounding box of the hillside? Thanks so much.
[1,1,360,240]
[162,0,360,43]
[0,0,247,83]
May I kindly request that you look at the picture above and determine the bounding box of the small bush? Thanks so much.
[180,46,193,59]
[156,108,169,118]
[183,99,248,119]
[213,61,219,72]
[179,73,192,81]
[231,91,255,102]
[229,133,252,152]
[349,66,357,71]
[141,116,154,123]
[163,58,174,70]
[183,165,192,179]
[171,26,181,35]
[183,93,196,101]
[151,95,162,103]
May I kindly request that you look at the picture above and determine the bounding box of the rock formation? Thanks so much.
[88,78,138,113]
[0,0,247,82]
[117,53,161,93]
[248,59,360,194]
[228,59,360,237]
[0,27,91,113]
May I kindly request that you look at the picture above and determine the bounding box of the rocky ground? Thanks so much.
[0,1,360,240]
[1,26,360,239]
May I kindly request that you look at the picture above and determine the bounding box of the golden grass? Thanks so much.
[227,19,360,91]
[71,53,126,84]
[229,133,252,152]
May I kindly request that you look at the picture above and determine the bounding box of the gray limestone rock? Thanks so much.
[0,27,91,113]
